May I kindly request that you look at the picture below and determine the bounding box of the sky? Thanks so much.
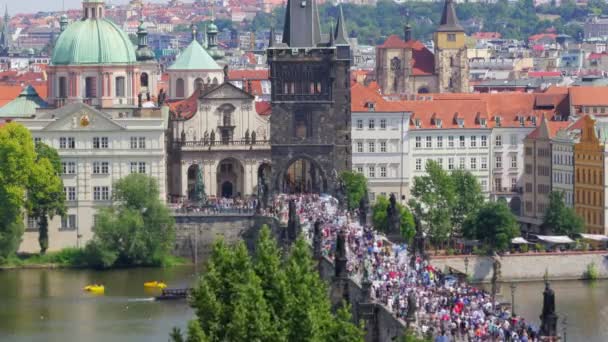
[6,0,184,15]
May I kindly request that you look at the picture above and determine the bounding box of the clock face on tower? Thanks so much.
[80,114,90,127]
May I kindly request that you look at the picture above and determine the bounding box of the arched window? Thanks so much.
[212,77,219,85]
[176,78,185,98]
[115,76,126,97]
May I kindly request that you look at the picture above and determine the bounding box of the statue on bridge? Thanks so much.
[406,290,417,327]
[358,191,369,227]
[286,200,299,243]
[410,215,426,267]
[540,281,557,337]
[386,193,400,234]
[313,219,322,259]
[335,229,348,279]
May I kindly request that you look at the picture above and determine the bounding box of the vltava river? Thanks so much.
[0,267,196,342]
[0,267,607,341]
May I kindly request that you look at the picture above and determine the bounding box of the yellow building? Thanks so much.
[574,115,604,234]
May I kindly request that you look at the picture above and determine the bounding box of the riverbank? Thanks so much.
[431,251,608,282]
[0,248,190,270]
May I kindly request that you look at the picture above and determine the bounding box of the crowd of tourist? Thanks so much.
[275,193,542,342]
[171,196,257,214]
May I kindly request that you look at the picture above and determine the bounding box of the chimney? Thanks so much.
[404,24,412,42]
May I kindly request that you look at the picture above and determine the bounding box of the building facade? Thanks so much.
[267,2,351,194]
[166,82,270,202]
[551,128,579,208]
[351,83,409,202]
[16,103,167,253]
[574,115,605,234]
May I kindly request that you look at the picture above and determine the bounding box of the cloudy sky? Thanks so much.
[6,1,181,15]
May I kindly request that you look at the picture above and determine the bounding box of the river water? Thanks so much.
[0,267,607,341]
[0,266,197,342]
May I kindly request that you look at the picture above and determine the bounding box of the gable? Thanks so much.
[40,104,126,132]
[201,82,254,100]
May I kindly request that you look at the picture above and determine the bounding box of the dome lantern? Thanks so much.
[82,0,105,20]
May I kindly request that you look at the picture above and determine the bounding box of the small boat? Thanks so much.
[143,281,167,289]
[83,284,105,293]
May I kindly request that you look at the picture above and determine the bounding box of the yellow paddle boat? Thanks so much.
[83,284,105,293]
[143,281,167,289]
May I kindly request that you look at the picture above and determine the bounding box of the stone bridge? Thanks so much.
[172,213,407,342]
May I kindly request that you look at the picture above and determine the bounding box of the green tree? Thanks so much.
[339,171,368,211]
[409,160,456,248]
[0,123,36,261]
[27,143,65,254]
[86,173,175,267]
[372,195,415,241]
[542,191,584,235]
[326,302,366,342]
[463,201,520,252]
[450,169,484,237]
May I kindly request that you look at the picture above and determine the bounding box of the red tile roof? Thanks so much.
[472,32,502,39]
[351,83,404,112]
[227,69,269,80]
[377,35,435,76]
[528,33,557,42]
[528,71,562,78]
[569,87,608,106]
[525,119,569,140]
[0,83,47,107]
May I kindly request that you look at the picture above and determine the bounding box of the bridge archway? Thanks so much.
[216,158,244,198]
[280,157,326,194]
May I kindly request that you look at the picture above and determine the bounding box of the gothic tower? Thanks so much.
[434,0,469,93]
[267,2,352,195]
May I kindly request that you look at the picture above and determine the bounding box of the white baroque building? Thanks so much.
[16,103,168,252]
[351,83,410,202]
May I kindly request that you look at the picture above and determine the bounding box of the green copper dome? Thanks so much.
[51,18,137,65]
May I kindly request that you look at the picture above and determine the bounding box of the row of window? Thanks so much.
[61,161,148,175]
[494,134,520,147]
[28,215,77,230]
[553,154,573,166]
[576,168,603,185]
[414,135,488,149]
[355,166,390,178]
[414,157,489,171]
[57,76,130,99]
[576,207,604,228]
[51,136,147,149]
[354,141,394,153]
[553,171,574,185]
[62,186,111,201]
[355,119,394,130]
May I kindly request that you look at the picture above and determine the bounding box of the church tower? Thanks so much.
[267,2,352,195]
[434,0,469,93]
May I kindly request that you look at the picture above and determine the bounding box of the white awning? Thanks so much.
[535,235,575,244]
[511,237,531,244]
[579,233,608,242]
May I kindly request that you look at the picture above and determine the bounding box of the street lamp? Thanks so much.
[510,282,517,317]
[464,256,469,277]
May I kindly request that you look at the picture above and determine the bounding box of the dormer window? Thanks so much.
[480,118,487,127]
[456,118,464,128]
[301,0,307,7]
[531,116,537,126]
[519,116,525,127]
[436,119,442,128]
[495,116,502,127]
[366,102,376,112]
[414,119,421,128]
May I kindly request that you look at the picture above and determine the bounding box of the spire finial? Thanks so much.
[334,4,349,46]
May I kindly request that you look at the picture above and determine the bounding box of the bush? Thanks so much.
[585,262,599,281]
[446,248,455,256]
[535,243,546,252]
[520,244,529,253]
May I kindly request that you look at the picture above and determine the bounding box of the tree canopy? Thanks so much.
[85,173,175,268]
[372,195,415,242]
[463,201,520,252]
[408,160,485,248]
[339,171,368,211]
[542,191,584,236]
[174,226,364,342]
[0,123,37,261]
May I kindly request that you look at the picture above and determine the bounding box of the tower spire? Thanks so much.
[437,0,464,32]
[334,5,349,46]
[282,0,322,47]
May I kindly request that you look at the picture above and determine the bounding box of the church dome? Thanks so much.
[51,18,136,65]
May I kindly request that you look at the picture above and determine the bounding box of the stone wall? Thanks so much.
[173,214,280,260]
[319,256,407,342]
[431,251,608,282]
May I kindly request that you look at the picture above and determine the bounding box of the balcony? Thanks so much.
[54,98,67,108]
[176,139,270,151]
[493,186,523,194]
